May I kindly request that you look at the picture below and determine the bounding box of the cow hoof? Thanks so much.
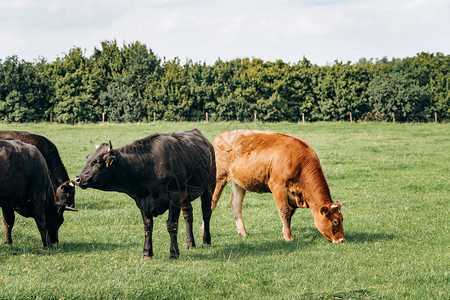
[238,232,248,237]
[202,237,211,245]
[186,243,195,250]
[142,253,153,260]
[169,254,179,260]
[284,236,294,242]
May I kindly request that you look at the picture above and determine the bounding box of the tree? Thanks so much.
[45,48,100,123]
[0,56,50,122]
[368,72,433,122]
[98,41,162,122]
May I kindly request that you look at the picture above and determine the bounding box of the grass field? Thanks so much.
[0,121,448,299]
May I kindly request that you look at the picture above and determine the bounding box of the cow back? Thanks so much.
[214,130,330,199]
[121,129,215,196]
[0,130,70,187]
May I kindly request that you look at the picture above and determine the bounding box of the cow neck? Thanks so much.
[34,135,70,187]
[112,150,130,185]
[307,193,334,211]
[46,151,70,186]
[110,150,143,197]
[301,174,334,211]
[45,182,58,213]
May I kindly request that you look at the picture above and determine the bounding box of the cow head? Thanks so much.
[74,140,116,190]
[47,203,77,245]
[55,180,76,207]
[313,201,345,243]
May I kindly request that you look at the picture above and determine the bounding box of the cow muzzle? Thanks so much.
[332,238,346,244]
[74,176,87,189]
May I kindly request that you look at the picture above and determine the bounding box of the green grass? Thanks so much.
[0,121,448,299]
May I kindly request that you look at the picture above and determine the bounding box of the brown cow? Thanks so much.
[210,130,345,243]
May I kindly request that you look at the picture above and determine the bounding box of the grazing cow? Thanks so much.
[0,140,76,247]
[75,129,216,259]
[0,131,76,208]
[211,130,345,243]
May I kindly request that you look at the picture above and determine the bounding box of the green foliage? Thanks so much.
[1,43,449,123]
[368,73,433,122]
[44,48,101,123]
[311,62,372,121]
[0,56,49,122]
[100,41,162,122]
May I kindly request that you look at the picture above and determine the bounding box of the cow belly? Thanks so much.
[0,197,33,217]
[232,180,270,193]
[187,187,204,201]
[230,161,271,193]
[231,176,270,194]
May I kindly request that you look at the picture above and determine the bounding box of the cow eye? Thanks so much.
[90,161,99,167]
[332,219,339,226]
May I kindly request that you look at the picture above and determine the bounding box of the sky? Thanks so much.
[1,0,449,65]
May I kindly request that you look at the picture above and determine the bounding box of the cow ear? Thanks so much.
[320,206,330,217]
[54,194,61,203]
[330,203,340,212]
[56,204,65,215]
[105,151,116,168]
[106,158,114,167]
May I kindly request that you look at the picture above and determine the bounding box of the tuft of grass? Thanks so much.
[0,121,449,299]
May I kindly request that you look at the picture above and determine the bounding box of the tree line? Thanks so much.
[1,40,448,123]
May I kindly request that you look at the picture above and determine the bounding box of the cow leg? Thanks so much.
[272,187,295,241]
[30,194,51,248]
[2,207,15,245]
[167,203,181,259]
[182,201,195,249]
[230,182,248,237]
[201,190,212,245]
[34,214,51,248]
[141,210,154,259]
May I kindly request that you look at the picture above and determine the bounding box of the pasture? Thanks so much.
[0,121,448,299]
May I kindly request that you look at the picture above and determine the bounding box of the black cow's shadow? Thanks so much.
[0,240,128,257]
[0,227,396,260]
[56,241,130,254]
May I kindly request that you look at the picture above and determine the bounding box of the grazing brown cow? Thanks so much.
[210,130,345,243]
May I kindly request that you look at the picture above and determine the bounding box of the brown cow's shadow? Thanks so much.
[184,227,396,261]
[295,226,396,244]
[343,231,396,243]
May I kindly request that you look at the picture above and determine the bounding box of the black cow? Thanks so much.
[0,140,76,247]
[0,130,75,208]
[75,129,216,259]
